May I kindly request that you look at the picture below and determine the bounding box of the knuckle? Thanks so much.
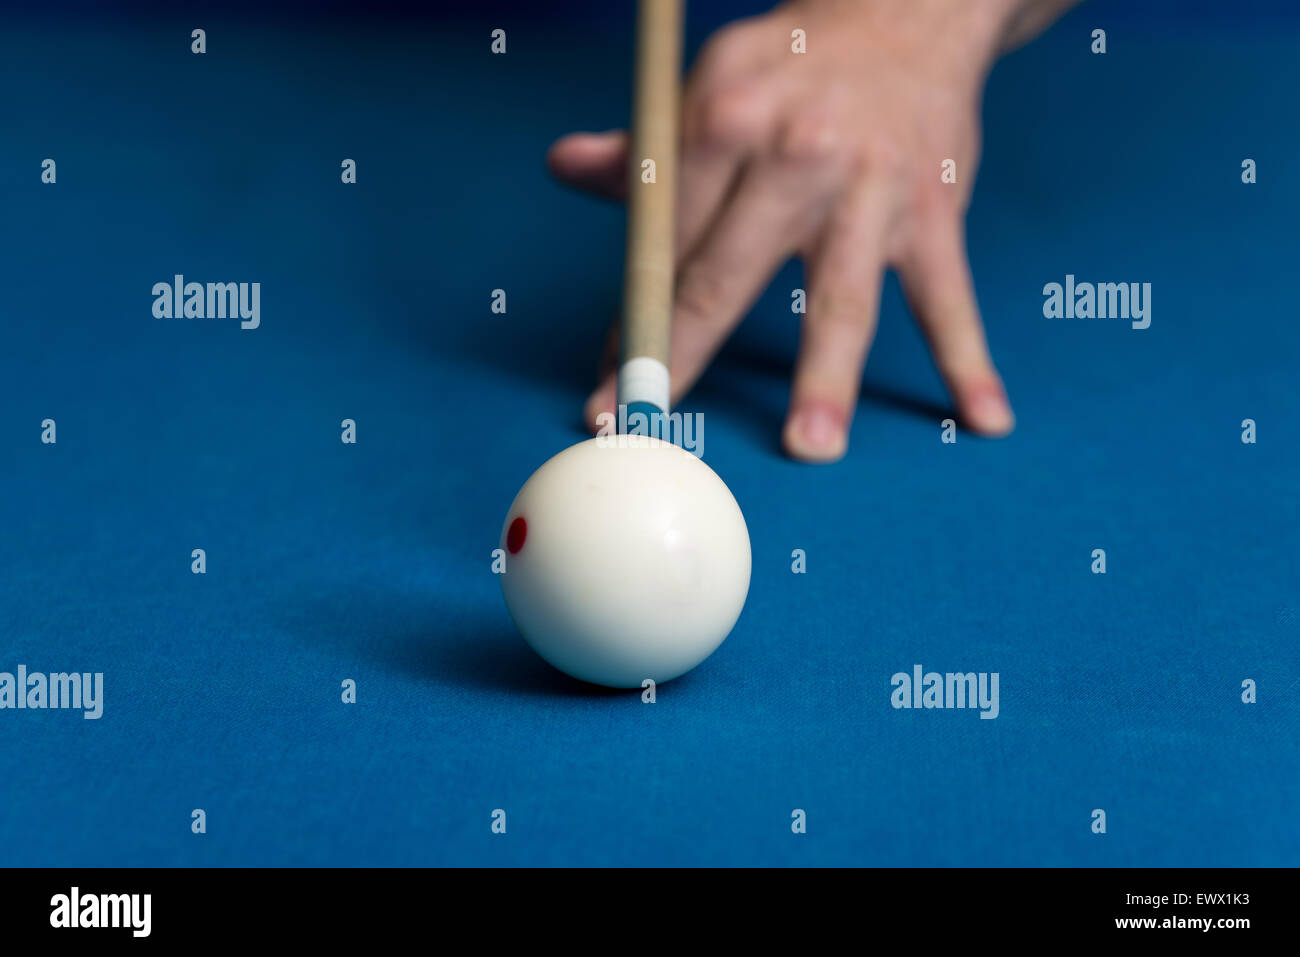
[777,111,840,162]
[692,19,760,78]
[903,185,961,243]
[675,268,735,325]
[693,38,739,81]
[695,86,767,149]
[902,206,962,263]
[854,137,907,179]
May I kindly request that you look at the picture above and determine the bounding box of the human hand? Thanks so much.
[551,0,1067,461]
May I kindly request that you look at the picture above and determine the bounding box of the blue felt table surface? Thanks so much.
[0,3,1297,866]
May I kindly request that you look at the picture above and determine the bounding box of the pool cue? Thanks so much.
[618,0,684,429]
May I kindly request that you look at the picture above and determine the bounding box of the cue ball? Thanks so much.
[499,436,751,688]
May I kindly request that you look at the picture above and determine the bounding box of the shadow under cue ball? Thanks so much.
[499,436,751,688]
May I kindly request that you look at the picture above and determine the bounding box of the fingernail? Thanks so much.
[786,407,847,462]
[966,386,1014,435]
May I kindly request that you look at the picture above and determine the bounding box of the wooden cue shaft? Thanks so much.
[618,0,683,417]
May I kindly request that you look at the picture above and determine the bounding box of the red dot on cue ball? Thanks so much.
[507,516,527,554]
